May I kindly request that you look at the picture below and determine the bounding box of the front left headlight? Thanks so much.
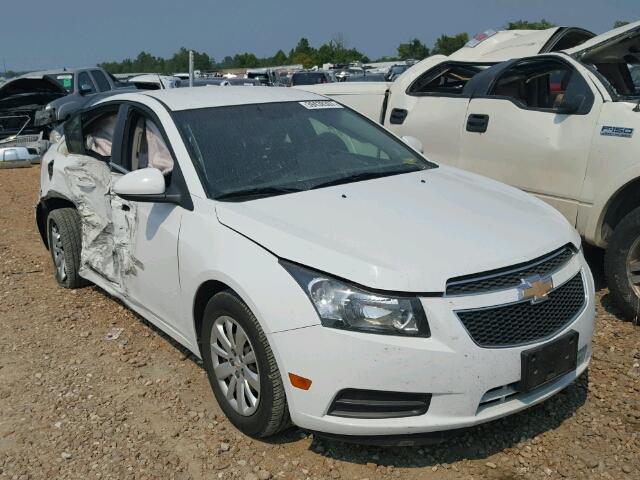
[281,260,430,337]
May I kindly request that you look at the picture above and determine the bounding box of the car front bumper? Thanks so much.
[269,253,595,437]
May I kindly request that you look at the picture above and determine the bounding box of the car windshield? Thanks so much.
[46,73,74,93]
[174,101,435,200]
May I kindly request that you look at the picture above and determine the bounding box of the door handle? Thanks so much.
[466,114,489,133]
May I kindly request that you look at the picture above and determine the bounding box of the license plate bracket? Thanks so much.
[519,330,578,392]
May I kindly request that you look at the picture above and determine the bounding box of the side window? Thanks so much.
[490,59,593,113]
[78,72,96,94]
[408,63,485,96]
[83,110,119,160]
[91,70,112,92]
[126,112,174,176]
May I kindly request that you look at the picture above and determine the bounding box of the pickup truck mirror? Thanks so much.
[79,84,94,96]
[401,135,424,154]
[556,94,585,115]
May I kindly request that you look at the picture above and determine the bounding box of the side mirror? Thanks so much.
[401,135,424,153]
[113,168,169,202]
[556,94,585,115]
[79,84,93,95]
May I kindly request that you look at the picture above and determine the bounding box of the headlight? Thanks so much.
[281,261,430,337]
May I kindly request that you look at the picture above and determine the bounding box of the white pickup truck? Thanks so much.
[299,21,640,322]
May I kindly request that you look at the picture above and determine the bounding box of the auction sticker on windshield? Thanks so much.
[299,100,343,110]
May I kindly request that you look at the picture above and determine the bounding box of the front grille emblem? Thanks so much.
[518,275,553,304]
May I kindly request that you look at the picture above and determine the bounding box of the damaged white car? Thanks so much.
[37,87,594,443]
[301,21,640,322]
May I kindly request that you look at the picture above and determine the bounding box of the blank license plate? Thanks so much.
[519,331,578,392]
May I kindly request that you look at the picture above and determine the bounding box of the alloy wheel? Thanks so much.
[50,222,67,282]
[210,315,260,416]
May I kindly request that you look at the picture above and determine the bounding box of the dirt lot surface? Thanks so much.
[1,166,639,480]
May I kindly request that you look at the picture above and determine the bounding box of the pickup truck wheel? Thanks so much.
[47,208,88,289]
[605,207,640,323]
[201,291,291,438]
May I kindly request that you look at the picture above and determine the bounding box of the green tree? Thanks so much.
[431,33,469,56]
[507,19,556,30]
[397,39,430,60]
[232,52,260,68]
[613,20,630,28]
[271,50,288,66]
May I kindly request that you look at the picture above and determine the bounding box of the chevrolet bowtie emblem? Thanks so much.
[518,275,553,304]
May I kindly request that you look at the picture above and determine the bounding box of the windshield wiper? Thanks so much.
[309,166,422,190]
[215,186,304,201]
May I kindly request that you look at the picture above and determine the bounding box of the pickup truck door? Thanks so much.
[385,62,488,165]
[457,56,601,223]
[109,105,187,336]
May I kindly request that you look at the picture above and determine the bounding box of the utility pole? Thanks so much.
[189,50,194,87]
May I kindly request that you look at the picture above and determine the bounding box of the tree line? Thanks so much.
[95,19,631,75]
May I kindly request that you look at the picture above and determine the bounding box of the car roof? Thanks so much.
[136,86,327,111]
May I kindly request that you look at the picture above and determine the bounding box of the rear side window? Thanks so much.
[408,63,485,96]
[91,70,112,92]
[78,72,96,94]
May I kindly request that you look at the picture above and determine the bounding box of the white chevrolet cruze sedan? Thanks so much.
[37,87,595,443]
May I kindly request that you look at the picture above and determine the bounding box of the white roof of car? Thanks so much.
[139,86,326,110]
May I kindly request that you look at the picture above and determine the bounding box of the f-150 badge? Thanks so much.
[601,126,633,138]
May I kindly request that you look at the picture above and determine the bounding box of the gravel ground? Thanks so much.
[1,166,639,480]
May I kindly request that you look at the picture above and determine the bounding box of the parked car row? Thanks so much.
[298,20,640,322]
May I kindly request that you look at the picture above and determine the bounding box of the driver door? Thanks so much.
[457,57,601,223]
[109,105,186,335]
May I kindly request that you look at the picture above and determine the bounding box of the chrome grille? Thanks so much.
[446,246,574,296]
[456,273,585,348]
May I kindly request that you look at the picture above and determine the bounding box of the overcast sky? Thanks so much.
[1,0,639,71]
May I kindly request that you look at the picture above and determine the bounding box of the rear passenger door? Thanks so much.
[385,62,487,164]
[457,56,601,223]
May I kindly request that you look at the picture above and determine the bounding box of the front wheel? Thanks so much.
[605,207,640,323]
[201,291,290,437]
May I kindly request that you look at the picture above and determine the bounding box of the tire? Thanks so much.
[47,208,88,289]
[604,207,640,323]
[201,291,290,438]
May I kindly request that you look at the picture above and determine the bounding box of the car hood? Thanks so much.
[564,20,640,57]
[0,77,66,101]
[215,166,579,292]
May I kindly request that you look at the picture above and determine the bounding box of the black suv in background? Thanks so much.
[289,71,332,86]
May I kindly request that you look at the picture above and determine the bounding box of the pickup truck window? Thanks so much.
[175,101,434,199]
[490,59,593,113]
[78,72,96,94]
[91,70,112,92]
[408,63,485,96]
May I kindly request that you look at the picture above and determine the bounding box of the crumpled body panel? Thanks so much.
[52,155,137,291]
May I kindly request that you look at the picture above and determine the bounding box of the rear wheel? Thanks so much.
[201,291,290,437]
[47,208,88,289]
[605,207,640,323]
